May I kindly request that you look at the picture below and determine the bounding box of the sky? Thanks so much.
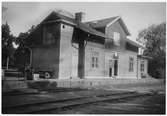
[2,2,166,41]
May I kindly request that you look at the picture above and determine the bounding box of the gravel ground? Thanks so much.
[2,80,165,114]
[2,89,126,108]
[55,93,165,114]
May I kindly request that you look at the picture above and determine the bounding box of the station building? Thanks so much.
[28,11,149,79]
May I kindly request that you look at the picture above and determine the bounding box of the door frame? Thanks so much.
[109,59,114,77]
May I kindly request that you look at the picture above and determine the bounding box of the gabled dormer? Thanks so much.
[86,16,143,53]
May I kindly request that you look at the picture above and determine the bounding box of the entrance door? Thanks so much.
[114,60,118,76]
[109,60,114,77]
[109,59,118,77]
[109,68,112,77]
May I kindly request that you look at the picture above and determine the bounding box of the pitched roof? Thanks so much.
[86,16,119,28]
[42,11,76,25]
[125,38,144,48]
[86,16,130,36]
[32,11,107,39]
[77,23,107,38]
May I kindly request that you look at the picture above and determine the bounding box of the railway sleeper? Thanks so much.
[3,92,151,114]
[3,90,135,109]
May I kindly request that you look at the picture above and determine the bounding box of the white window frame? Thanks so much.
[129,57,134,72]
[91,51,99,69]
[113,32,120,46]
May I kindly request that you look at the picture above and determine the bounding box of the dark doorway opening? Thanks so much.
[114,60,118,76]
[109,68,112,77]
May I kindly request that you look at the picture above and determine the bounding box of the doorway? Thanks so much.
[114,60,118,76]
[109,67,112,77]
[109,59,118,77]
[109,60,114,77]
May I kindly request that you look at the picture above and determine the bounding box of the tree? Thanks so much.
[14,25,36,70]
[2,22,16,68]
[137,23,166,79]
[16,25,35,46]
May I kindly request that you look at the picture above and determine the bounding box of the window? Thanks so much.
[43,26,55,45]
[95,57,98,67]
[44,32,55,45]
[62,24,65,28]
[141,61,145,72]
[92,57,95,68]
[91,51,99,68]
[92,57,98,68]
[113,32,120,46]
[109,60,114,67]
[139,48,144,55]
[129,57,134,72]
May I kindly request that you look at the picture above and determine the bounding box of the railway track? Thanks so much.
[3,88,86,96]
[2,91,151,114]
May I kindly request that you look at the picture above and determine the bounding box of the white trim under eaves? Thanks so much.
[106,16,121,28]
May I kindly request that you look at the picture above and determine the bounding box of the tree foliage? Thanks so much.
[137,22,166,78]
[16,25,36,47]
[2,23,16,68]
[2,23,36,69]
[14,25,36,70]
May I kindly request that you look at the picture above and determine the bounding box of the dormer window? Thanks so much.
[113,32,120,46]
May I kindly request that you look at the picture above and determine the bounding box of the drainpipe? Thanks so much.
[78,36,85,79]
[75,12,87,79]
[77,33,89,79]
[71,30,88,79]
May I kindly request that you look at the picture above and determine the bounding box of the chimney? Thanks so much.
[75,12,85,23]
